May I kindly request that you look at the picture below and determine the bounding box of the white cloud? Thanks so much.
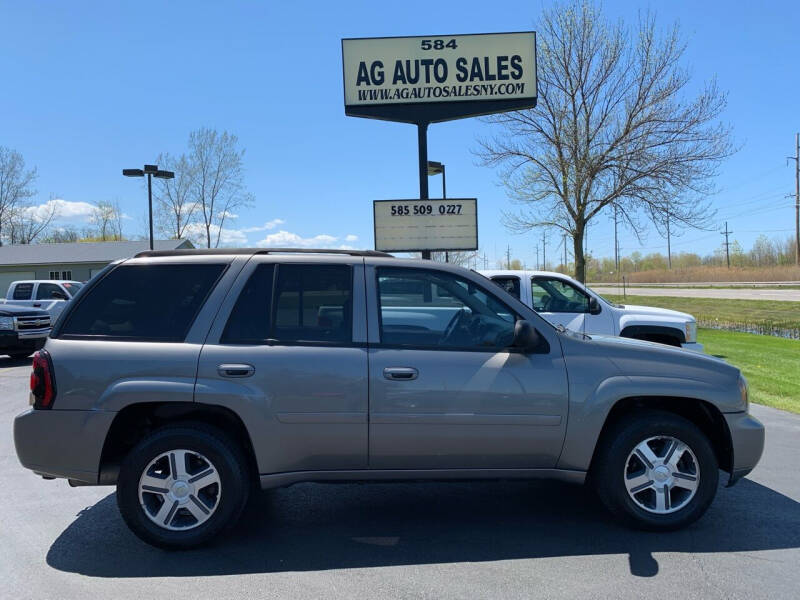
[256,230,350,249]
[241,218,285,233]
[183,222,248,247]
[25,198,95,222]
[345,234,358,242]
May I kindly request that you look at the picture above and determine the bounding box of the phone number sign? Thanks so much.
[373,198,477,252]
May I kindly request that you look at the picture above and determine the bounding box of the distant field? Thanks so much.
[603,294,800,338]
[699,329,800,414]
[593,264,800,284]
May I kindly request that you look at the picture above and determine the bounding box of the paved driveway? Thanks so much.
[592,286,800,302]
[2,358,799,599]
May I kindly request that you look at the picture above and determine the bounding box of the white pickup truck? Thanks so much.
[3,280,83,321]
[480,270,702,352]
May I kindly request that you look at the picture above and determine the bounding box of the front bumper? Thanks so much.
[681,342,704,353]
[724,411,765,486]
[14,408,115,484]
[0,330,48,352]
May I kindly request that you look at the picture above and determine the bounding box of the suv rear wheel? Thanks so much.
[592,411,718,530]
[117,423,250,549]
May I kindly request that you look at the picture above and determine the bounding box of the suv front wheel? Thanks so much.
[592,411,718,530]
[117,424,250,549]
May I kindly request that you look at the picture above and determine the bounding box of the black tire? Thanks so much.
[117,423,250,550]
[8,352,32,360]
[592,410,718,531]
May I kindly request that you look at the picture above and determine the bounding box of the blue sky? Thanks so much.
[1,0,797,266]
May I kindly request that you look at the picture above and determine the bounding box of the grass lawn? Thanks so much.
[698,328,800,414]
[603,294,800,337]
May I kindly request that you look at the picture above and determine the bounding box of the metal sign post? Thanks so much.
[417,122,431,258]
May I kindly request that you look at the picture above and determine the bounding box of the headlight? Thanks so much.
[0,317,14,330]
[738,375,749,410]
[684,321,697,343]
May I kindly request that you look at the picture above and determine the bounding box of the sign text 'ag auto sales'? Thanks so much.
[342,32,536,123]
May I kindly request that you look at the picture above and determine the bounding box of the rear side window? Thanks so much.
[13,283,33,300]
[221,263,353,345]
[59,264,226,341]
[221,264,275,344]
[273,264,352,343]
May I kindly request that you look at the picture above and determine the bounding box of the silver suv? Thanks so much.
[14,249,764,549]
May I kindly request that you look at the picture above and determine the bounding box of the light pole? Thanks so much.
[123,164,174,250]
[427,160,447,261]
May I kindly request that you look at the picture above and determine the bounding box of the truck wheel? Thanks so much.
[116,423,250,550]
[592,410,718,530]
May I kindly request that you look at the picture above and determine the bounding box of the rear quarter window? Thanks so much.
[12,283,34,300]
[58,263,226,341]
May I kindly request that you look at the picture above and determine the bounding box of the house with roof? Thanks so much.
[0,239,193,295]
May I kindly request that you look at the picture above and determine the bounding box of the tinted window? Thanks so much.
[36,283,65,300]
[221,264,275,344]
[272,264,352,343]
[531,277,590,313]
[378,268,516,350]
[59,264,225,341]
[491,276,521,299]
[13,283,33,300]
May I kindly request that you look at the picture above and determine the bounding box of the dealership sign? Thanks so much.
[342,32,537,123]
[374,199,477,252]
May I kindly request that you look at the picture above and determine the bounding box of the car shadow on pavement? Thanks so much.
[47,476,800,578]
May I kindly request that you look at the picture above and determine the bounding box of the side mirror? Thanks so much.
[513,319,542,351]
[588,296,601,315]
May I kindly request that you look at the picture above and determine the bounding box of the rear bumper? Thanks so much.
[724,411,765,486]
[681,342,704,353]
[14,408,115,484]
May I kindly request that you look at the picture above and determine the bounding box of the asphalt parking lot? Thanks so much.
[2,357,799,599]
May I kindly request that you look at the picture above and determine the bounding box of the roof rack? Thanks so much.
[134,247,394,258]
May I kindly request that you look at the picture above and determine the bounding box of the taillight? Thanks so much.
[30,350,56,409]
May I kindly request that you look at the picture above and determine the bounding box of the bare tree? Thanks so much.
[188,128,253,248]
[153,152,197,239]
[0,146,38,246]
[41,226,79,243]
[7,196,60,244]
[477,1,734,282]
[89,200,123,241]
[427,251,478,268]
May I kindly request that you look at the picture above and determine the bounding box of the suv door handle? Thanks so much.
[33,303,42,307]
[218,363,255,378]
[383,367,418,381]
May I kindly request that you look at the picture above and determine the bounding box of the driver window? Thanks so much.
[490,276,521,299]
[531,277,590,313]
[377,267,516,350]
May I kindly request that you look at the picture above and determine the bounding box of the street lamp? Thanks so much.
[427,161,448,261]
[123,164,174,250]
[426,160,446,199]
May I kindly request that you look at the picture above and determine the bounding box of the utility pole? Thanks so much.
[563,233,568,272]
[789,133,800,265]
[506,245,512,269]
[542,231,547,270]
[613,204,619,271]
[535,244,540,270]
[721,221,733,269]
[666,199,672,269]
